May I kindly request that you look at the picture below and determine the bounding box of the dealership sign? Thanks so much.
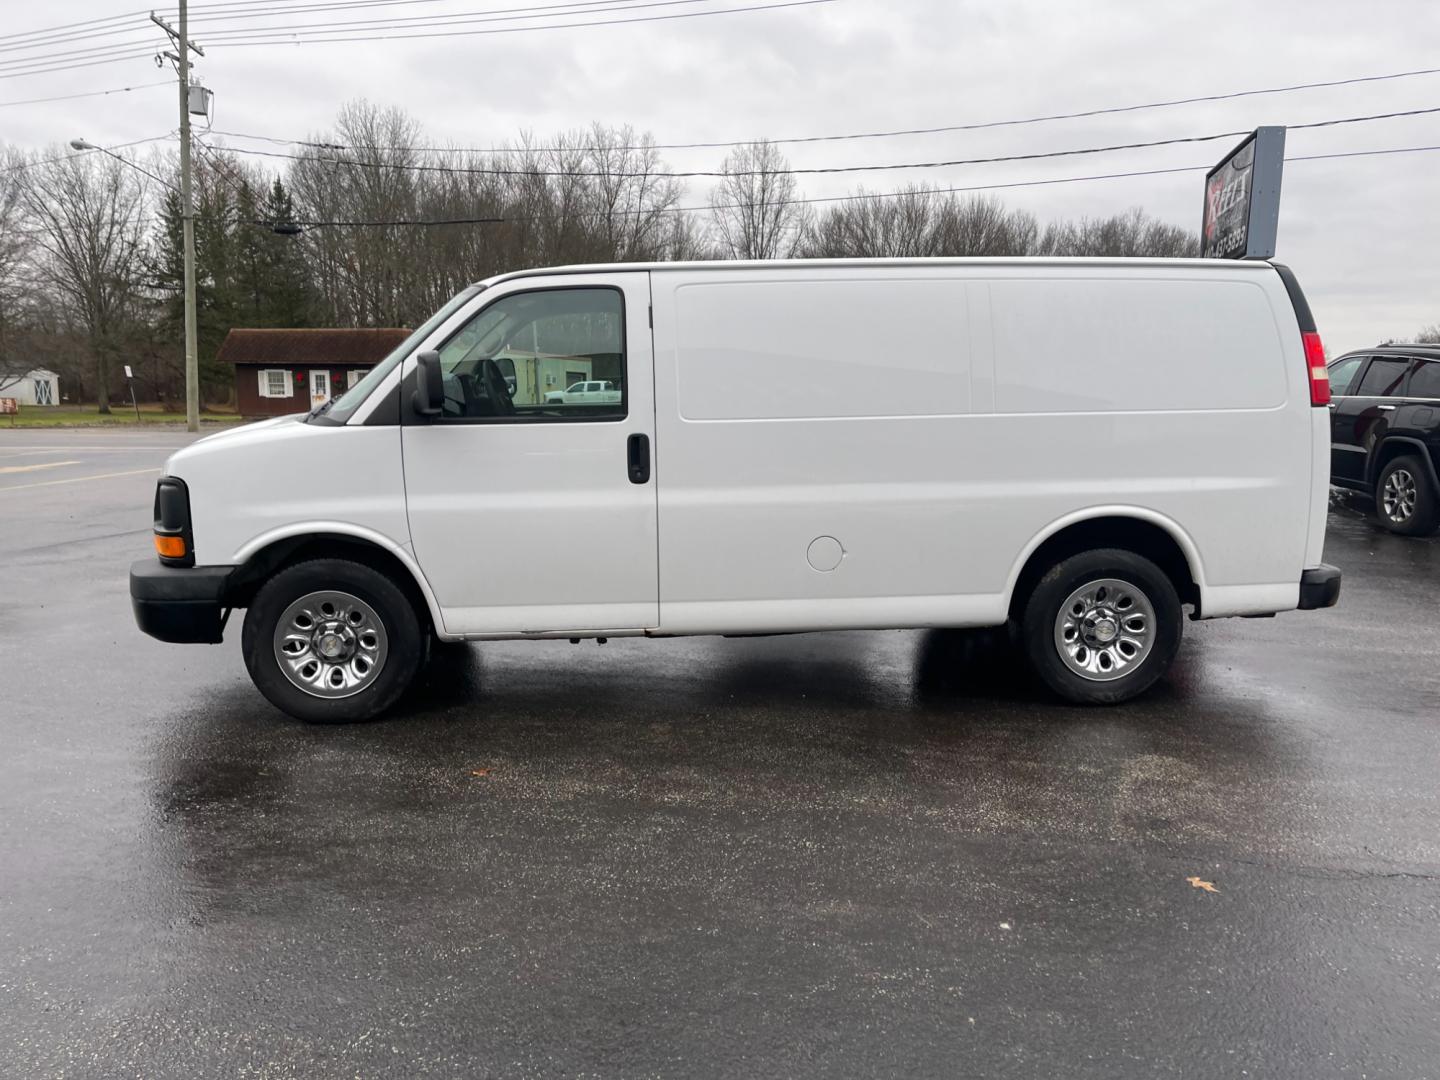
[1202,126,1286,260]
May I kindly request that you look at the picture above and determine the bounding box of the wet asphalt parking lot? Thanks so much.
[1,428,1438,1079]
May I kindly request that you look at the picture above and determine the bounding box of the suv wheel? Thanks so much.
[241,558,424,723]
[1020,548,1183,705]
[1375,455,1440,536]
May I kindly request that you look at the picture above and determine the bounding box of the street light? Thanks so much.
[69,139,176,192]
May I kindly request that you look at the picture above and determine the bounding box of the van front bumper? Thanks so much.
[130,559,233,643]
[1297,564,1342,610]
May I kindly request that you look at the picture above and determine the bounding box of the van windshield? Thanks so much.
[322,284,485,424]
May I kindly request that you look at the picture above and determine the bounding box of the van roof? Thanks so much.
[478,256,1277,288]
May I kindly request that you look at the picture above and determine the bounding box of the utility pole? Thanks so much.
[150,6,204,433]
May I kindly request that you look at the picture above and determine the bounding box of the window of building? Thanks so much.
[259,369,294,398]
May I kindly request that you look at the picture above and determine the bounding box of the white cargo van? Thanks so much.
[131,258,1340,722]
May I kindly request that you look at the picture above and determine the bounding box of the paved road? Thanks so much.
[1,429,1438,1078]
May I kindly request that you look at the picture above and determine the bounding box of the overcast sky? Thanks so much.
[5,0,1438,352]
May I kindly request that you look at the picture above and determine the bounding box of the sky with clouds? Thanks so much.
[4,0,1438,353]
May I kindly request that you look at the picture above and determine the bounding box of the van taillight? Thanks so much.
[1302,331,1330,406]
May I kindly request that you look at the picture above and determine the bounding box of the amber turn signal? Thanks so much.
[154,534,188,559]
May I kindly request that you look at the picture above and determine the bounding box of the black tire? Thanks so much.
[1019,548,1182,705]
[1374,455,1440,536]
[241,558,424,723]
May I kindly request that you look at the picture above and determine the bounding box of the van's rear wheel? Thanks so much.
[242,558,423,723]
[1020,549,1181,705]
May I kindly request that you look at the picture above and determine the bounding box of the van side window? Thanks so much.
[1408,359,1440,399]
[433,287,626,423]
[1354,358,1409,398]
[1326,356,1365,397]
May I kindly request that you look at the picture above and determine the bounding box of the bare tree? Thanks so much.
[1415,324,1440,344]
[800,187,941,258]
[581,124,683,263]
[661,210,710,261]
[799,189,1043,259]
[20,150,149,412]
[289,101,426,326]
[0,146,33,394]
[936,195,1031,255]
[1038,206,1197,257]
[709,140,806,260]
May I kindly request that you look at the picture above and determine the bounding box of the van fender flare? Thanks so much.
[230,522,449,637]
[1002,506,1208,609]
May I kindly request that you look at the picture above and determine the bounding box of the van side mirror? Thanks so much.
[412,351,443,416]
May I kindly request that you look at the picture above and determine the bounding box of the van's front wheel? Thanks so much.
[241,559,423,723]
[1020,549,1182,705]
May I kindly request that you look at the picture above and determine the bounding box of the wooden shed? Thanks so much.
[217,328,410,417]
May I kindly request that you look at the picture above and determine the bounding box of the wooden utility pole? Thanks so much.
[150,6,205,433]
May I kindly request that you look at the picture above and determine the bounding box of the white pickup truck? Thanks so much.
[544,380,622,405]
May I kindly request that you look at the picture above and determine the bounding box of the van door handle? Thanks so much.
[1377,404,1397,411]
[627,433,651,484]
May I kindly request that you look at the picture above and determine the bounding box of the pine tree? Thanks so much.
[259,178,315,326]
[152,179,240,403]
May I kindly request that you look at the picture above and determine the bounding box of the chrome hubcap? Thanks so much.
[1054,577,1156,682]
[273,590,388,699]
[1382,468,1416,522]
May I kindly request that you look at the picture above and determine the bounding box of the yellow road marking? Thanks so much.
[0,459,81,475]
[0,467,161,492]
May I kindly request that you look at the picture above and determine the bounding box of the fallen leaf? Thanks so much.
[1187,876,1219,893]
[469,768,491,778]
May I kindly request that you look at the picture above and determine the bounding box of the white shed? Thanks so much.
[0,369,60,406]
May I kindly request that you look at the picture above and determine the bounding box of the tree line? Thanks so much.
[1,100,1202,411]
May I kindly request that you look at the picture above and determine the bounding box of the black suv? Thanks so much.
[1328,344,1440,535]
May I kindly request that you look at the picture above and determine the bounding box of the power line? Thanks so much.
[611,66,1440,150]
[192,0,770,39]
[185,0,550,11]
[0,49,167,81]
[0,80,171,108]
[0,21,145,55]
[0,0,829,74]
[204,0,838,45]
[244,143,1440,228]
[0,11,146,47]
[0,36,174,70]
[210,64,1440,156]
[0,0,584,44]
[269,214,508,227]
[0,0,676,53]
[203,105,1440,179]
[193,0,679,28]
